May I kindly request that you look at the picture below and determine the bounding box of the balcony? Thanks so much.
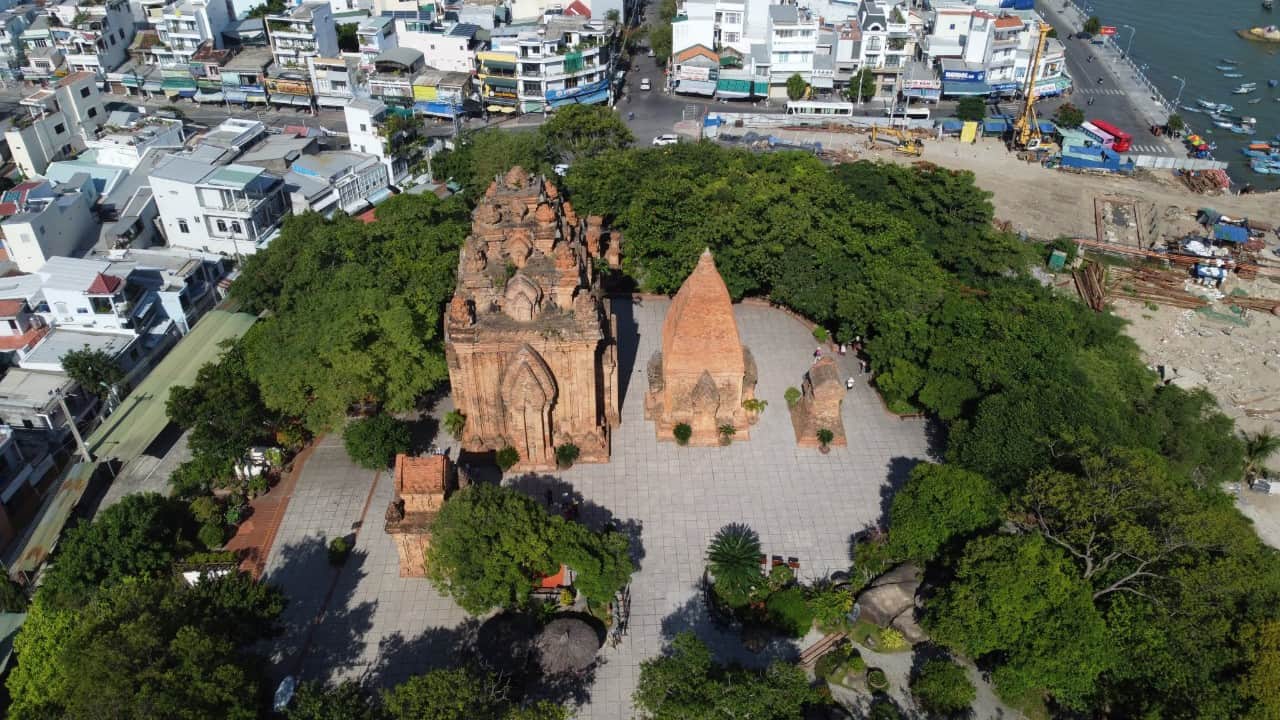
[991,35,1017,48]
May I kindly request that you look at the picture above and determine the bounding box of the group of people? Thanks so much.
[809,337,869,390]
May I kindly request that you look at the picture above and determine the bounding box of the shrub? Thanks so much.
[867,667,889,691]
[766,587,815,637]
[558,588,575,607]
[247,473,269,497]
[878,627,909,651]
[912,658,977,716]
[814,643,849,680]
[224,494,246,526]
[868,696,904,720]
[673,423,692,445]
[443,410,466,439]
[184,550,237,566]
[342,414,412,469]
[328,536,351,565]
[742,398,768,414]
[817,428,835,448]
[807,584,853,630]
[189,495,221,525]
[812,326,829,343]
[198,521,226,550]
[784,387,801,407]
[555,443,581,469]
[718,424,736,445]
[767,564,794,591]
[707,523,763,607]
[851,530,895,590]
[169,455,234,500]
[495,446,520,471]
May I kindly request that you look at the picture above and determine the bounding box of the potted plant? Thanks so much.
[328,536,351,566]
[784,387,801,408]
[816,428,834,454]
[555,442,580,470]
[867,667,889,692]
[718,424,736,446]
[741,398,768,424]
[673,423,692,446]
[443,410,466,440]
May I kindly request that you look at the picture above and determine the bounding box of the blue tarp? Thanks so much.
[1212,223,1250,244]
[940,119,964,132]
[1038,121,1056,134]
[983,117,1010,133]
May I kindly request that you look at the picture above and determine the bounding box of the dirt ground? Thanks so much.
[769,128,1280,242]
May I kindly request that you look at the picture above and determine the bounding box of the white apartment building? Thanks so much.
[357,15,397,67]
[671,0,715,57]
[151,157,290,257]
[397,21,482,74]
[4,72,107,177]
[344,97,412,184]
[766,5,819,94]
[85,114,185,169]
[491,17,613,114]
[47,0,134,73]
[856,1,920,99]
[267,2,339,71]
[154,0,232,65]
[308,55,360,108]
[0,181,96,273]
[289,151,391,215]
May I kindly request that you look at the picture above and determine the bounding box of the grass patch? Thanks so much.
[998,685,1050,720]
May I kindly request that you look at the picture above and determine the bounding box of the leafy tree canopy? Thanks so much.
[541,104,634,162]
[888,462,1004,563]
[166,342,272,466]
[62,345,125,399]
[955,96,986,122]
[911,658,976,716]
[342,413,412,469]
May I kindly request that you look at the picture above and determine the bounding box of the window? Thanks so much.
[216,219,227,232]
[231,222,242,234]
[359,123,367,132]
[6,320,18,331]
[80,86,90,98]
[178,219,189,233]
[724,31,740,42]
[87,107,97,118]
[948,23,955,30]
[54,123,65,134]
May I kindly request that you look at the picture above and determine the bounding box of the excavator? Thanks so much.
[1012,21,1053,151]
[869,126,923,156]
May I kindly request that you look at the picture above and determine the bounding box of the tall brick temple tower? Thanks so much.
[444,167,621,470]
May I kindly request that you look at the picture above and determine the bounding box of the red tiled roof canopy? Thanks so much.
[993,15,1023,28]
[564,0,591,16]
[86,272,122,295]
[394,454,449,495]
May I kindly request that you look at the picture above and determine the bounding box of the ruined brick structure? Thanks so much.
[645,249,757,445]
[789,355,848,448]
[444,167,621,470]
[384,453,458,577]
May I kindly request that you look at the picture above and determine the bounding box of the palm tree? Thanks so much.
[1245,430,1280,483]
[707,523,763,605]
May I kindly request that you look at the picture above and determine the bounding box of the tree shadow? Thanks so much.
[506,472,646,570]
[923,417,948,463]
[263,532,377,685]
[877,456,924,529]
[659,593,800,668]
[609,294,644,412]
[407,414,442,455]
[363,619,482,688]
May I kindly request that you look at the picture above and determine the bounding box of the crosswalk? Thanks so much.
[1076,88,1129,96]
[1128,144,1168,154]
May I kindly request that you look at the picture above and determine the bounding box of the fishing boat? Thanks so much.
[1232,86,1256,94]
[1238,25,1280,43]
[1240,82,1258,87]
[1249,98,1264,103]
[1197,98,1220,108]
[1222,57,1240,63]
[1267,0,1275,10]
[1252,160,1280,174]
[1270,79,1280,87]
[1218,64,1238,70]
[1229,124,1256,134]
[1224,72,1246,78]
[1214,119,1236,128]
[1180,104,1203,113]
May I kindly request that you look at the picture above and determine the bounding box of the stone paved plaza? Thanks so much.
[262,298,931,717]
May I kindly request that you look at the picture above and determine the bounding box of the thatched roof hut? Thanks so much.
[535,617,600,675]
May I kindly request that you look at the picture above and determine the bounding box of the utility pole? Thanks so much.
[52,389,92,464]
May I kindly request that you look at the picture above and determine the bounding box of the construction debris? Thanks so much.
[1074,260,1108,311]
[1106,265,1209,310]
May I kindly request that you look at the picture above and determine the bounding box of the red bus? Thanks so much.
[1089,119,1132,152]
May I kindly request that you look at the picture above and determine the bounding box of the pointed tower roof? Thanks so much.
[661,249,745,377]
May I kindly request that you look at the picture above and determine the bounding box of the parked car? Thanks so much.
[640,78,652,91]
[647,47,656,57]
[652,134,679,146]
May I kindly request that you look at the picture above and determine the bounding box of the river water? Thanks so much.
[1087,0,1280,189]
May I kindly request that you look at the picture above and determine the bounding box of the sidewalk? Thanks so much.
[225,442,316,578]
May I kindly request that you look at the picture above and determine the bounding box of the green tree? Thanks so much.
[167,343,272,467]
[383,668,507,720]
[1053,102,1085,128]
[925,534,1115,710]
[336,22,359,53]
[342,414,412,469]
[648,21,672,62]
[955,96,986,122]
[62,345,125,400]
[38,493,193,610]
[552,518,633,605]
[1241,621,1280,720]
[1166,113,1185,134]
[1244,429,1280,483]
[706,523,763,607]
[443,410,466,440]
[541,104,634,162]
[911,658,976,716]
[1083,16,1101,34]
[237,194,470,432]
[424,484,561,613]
[431,129,550,198]
[634,632,822,719]
[887,463,1005,564]
[786,73,808,101]
[846,69,878,102]
[0,563,27,612]
[246,0,285,17]
[286,681,380,720]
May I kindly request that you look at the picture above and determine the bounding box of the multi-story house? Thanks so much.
[18,15,61,82]
[411,68,471,119]
[0,180,96,272]
[491,17,613,114]
[856,1,919,99]
[369,47,424,109]
[288,151,390,215]
[219,46,272,106]
[48,0,134,74]
[308,55,360,108]
[671,44,718,97]
[344,97,419,184]
[765,5,818,95]
[266,2,338,71]
[266,69,315,110]
[84,113,185,169]
[189,42,233,104]
[356,15,396,68]
[154,0,232,65]
[151,156,290,257]
[0,6,37,81]
[4,72,106,177]
[0,423,56,548]
[397,21,483,74]
[476,48,519,111]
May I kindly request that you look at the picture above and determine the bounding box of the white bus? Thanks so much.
[884,106,931,120]
[785,101,856,118]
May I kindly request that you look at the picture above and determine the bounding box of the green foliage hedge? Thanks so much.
[342,414,412,470]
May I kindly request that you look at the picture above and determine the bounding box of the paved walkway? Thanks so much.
[261,300,931,716]
[225,443,315,578]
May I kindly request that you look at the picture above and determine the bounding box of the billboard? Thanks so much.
[942,68,985,82]
[677,65,713,82]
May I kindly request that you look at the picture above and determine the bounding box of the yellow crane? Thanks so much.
[1013,21,1052,149]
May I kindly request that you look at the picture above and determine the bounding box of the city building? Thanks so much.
[856,1,921,99]
[266,69,315,111]
[397,21,483,74]
[308,55,360,108]
[671,44,718,97]
[356,15,397,68]
[18,15,59,82]
[47,0,135,74]
[219,46,273,105]
[154,0,233,65]
[289,151,391,215]
[490,17,614,114]
[0,423,57,547]
[84,112,186,169]
[151,156,289,257]
[369,47,426,108]
[190,42,234,104]
[765,5,819,95]
[0,181,97,273]
[4,72,107,177]
[266,2,339,71]
[0,7,37,81]
[412,68,472,120]
[344,96,419,184]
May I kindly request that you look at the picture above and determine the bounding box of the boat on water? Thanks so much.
[1267,0,1275,10]
[1230,124,1256,135]
[1214,119,1236,128]
[1222,57,1240,63]
[1218,64,1238,71]
[1197,98,1220,108]
[1232,86,1256,94]
[1180,104,1204,113]
[1249,98,1264,104]
[1271,79,1280,87]
[1251,160,1280,174]
[1237,25,1280,42]
[1224,72,1246,78]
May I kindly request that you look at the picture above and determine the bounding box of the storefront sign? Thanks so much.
[676,65,712,82]
[1099,26,1117,36]
[941,68,984,82]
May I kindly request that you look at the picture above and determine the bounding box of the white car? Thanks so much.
[652,134,679,146]
[640,78,652,91]
[647,48,656,57]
